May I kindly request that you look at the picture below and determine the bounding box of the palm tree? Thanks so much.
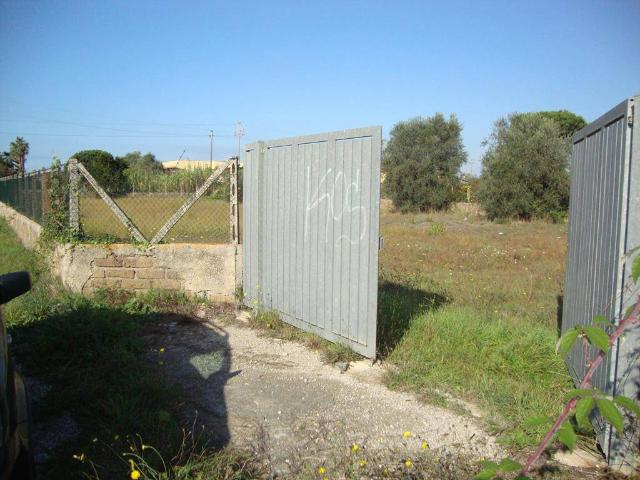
[9,137,29,174]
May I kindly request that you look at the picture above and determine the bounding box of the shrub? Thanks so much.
[72,149,129,193]
[477,113,570,221]
[383,114,467,212]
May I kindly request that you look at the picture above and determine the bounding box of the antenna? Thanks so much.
[177,148,186,163]
[209,130,215,169]
[234,121,245,158]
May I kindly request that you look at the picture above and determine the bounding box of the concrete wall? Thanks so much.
[51,243,240,302]
[0,200,241,302]
[0,201,42,248]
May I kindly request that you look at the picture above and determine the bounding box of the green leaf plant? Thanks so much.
[476,253,640,480]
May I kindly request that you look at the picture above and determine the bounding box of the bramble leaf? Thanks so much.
[557,420,577,450]
[475,461,498,480]
[564,388,596,401]
[498,458,522,472]
[583,326,610,353]
[596,398,624,433]
[632,254,640,283]
[593,315,613,327]
[479,460,499,470]
[575,396,595,431]
[614,396,640,418]
[556,328,579,356]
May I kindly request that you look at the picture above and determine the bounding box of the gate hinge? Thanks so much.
[379,236,384,250]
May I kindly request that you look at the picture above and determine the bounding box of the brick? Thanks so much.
[90,278,121,288]
[105,268,135,279]
[166,270,182,280]
[136,269,165,279]
[121,279,151,290]
[92,268,106,278]
[151,279,181,290]
[123,257,155,268]
[95,257,123,267]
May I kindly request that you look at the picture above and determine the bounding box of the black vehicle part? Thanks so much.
[0,273,31,305]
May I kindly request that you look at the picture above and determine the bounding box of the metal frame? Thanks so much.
[563,94,639,468]
[243,127,382,357]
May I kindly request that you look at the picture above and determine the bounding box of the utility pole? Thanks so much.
[234,121,245,159]
[209,130,214,169]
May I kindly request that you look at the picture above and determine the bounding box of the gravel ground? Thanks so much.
[145,311,505,477]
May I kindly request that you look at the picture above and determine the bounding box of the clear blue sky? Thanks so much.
[1,0,638,174]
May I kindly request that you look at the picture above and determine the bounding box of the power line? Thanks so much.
[0,131,236,138]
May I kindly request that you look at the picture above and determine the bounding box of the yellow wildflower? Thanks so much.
[130,470,141,480]
[402,431,411,439]
[351,443,360,453]
[318,466,326,475]
[421,440,429,450]
[359,459,367,468]
[405,458,413,468]
[383,467,389,477]
[159,347,165,353]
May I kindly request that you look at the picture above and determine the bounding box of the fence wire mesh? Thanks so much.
[77,165,240,244]
[0,171,50,224]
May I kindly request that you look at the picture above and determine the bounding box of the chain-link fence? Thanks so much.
[0,170,51,224]
[1,161,241,244]
[74,160,240,244]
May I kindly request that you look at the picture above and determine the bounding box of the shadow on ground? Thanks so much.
[377,278,448,356]
[8,298,236,479]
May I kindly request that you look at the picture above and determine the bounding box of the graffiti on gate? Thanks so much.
[305,166,367,245]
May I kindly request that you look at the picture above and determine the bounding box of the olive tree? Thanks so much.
[383,113,467,211]
[477,113,570,221]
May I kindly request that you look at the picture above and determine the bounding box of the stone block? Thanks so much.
[123,257,155,268]
[151,279,182,290]
[136,269,165,279]
[121,279,151,290]
[105,268,135,279]
[95,257,123,267]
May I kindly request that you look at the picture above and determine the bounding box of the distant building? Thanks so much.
[161,160,226,171]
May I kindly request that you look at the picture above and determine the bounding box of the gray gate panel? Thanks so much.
[563,95,638,466]
[243,127,382,357]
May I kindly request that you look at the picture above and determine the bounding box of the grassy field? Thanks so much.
[377,200,573,448]
[0,219,254,479]
[79,195,232,243]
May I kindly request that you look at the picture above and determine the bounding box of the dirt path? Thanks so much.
[146,311,504,477]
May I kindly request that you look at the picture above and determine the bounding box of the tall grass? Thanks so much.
[385,305,570,447]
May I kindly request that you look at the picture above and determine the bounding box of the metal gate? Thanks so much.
[562,95,639,467]
[243,127,382,357]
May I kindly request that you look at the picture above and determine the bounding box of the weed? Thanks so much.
[250,309,360,364]
[428,221,446,235]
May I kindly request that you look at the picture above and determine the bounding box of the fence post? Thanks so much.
[229,156,239,244]
[41,169,50,214]
[68,158,80,233]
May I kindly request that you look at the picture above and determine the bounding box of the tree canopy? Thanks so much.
[477,112,570,221]
[119,151,163,174]
[538,110,586,138]
[9,137,29,173]
[0,151,14,177]
[72,150,128,193]
[382,113,467,211]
